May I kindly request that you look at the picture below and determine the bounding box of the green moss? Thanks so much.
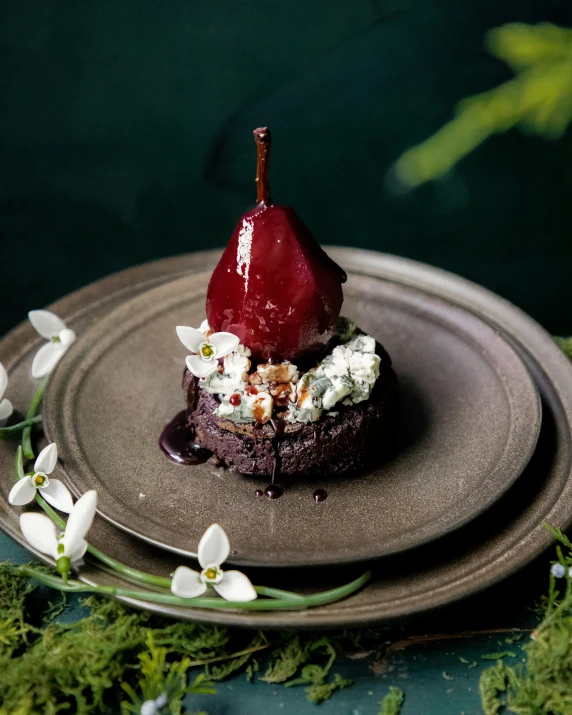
[0,576,254,714]
[0,566,397,711]
[479,525,572,714]
[0,562,38,657]
[119,632,216,715]
[554,336,572,361]
[377,686,404,715]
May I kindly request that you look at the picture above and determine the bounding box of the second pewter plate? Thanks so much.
[43,261,541,567]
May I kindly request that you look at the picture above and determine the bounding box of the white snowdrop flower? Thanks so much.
[9,443,73,512]
[140,701,158,715]
[29,310,76,378]
[171,524,257,602]
[176,326,239,378]
[154,694,168,708]
[19,490,97,580]
[0,362,14,426]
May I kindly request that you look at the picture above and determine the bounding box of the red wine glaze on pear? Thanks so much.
[206,127,346,363]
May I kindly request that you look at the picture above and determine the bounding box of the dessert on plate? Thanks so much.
[162,128,399,484]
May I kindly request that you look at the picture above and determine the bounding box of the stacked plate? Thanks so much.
[1,248,571,628]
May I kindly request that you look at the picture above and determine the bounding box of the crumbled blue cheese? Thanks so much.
[285,330,381,421]
[201,351,251,395]
[248,391,273,422]
[346,351,380,402]
[296,372,331,407]
[284,404,321,423]
[215,390,273,423]
[198,318,381,425]
[322,374,353,410]
[215,395,253,422]
[346,334,376,354]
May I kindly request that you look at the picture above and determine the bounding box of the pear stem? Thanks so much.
[254,127,271,205]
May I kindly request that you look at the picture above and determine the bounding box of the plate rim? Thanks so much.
[1,247,571,628]
[42,269,542,566]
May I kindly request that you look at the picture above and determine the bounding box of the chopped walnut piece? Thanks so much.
[270,382,294,406]
[248,372,263,385]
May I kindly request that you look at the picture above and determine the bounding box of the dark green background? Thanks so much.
[1,0,571,336]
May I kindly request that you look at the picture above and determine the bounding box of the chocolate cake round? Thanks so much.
[183,342,399,478]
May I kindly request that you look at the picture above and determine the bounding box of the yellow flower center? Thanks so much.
[204,568,217,580]
[200,343,215,359]
[34,474,47,487]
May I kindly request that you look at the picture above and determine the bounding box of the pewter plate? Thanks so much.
[1,249,569,627]
[40,260,541,567]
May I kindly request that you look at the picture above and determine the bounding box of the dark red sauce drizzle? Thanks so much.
[264,484,284,499]
[257,416,286,498]
[159,411,212,465]
[161,406,326,503]
[313,489,328,503]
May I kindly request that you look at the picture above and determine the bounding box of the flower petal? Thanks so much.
[19,512,59,559]
[141,701,158,715]
[8,476,36,506]
[34,442,58,475]
[186,355,218,378]
[214,570,257,602]
[68,537,88,562]
[198,523,230,569]
[210,332,240,358]
[31,342,67,378]
[0,398,13,423]
[0,362,7,401]
[28,310,67,339]
[171,566,208,598]
[176,326,207,353]
[62,490,97,556]
[59,328,76,346]
[41,479,74,513]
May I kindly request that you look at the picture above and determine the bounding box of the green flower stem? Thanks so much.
[22,376,49,460]
[20,566,371,611]
[31,491,173,588]
[34,493,66,529]
[85,543,173,589]
[0,415,42,439]
[254,586,306,601]
[15,446,25,480]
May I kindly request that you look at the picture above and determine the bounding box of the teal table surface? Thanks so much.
[0,530,545,715]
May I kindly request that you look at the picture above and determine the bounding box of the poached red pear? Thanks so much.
[206,127,346,362]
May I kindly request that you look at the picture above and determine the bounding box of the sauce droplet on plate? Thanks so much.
[264,484,283,499]
[159,411,212,465]
[313,489,328,503]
